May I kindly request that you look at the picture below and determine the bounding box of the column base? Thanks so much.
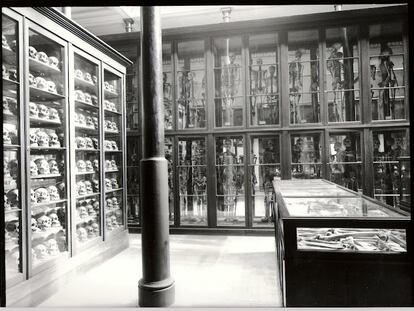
[138,278,175,307]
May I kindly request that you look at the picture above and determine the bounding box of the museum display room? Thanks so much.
[2,4,412,308]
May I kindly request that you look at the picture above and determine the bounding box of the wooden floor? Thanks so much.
[39,234,282,307]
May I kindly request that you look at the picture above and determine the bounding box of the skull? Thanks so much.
[92,179,99,192]
[37,51,49,64]
[35,158,50,175]
[46,239,59,256]
[76,137,86,148]
[77,228,87,242]
[92,200,100,211]
[84,181,93,194]
[86,226,94,238]
[92,223,99,234]
[77,160,86,172]
[47,160,59,174]
[76,181,86,196]
[109,102,116,112]
[88,204,97,217]
[75,90,85,102]
[29,132,38,146]
[48,56,59,68]
[109,84,115,93]
[105,178,112,190]
[56,182,65,197]
[75,69,83,79]
[3,97,10,114]
[31,218,40,232]
[37,215,51,230]
[29,73,36,87]
[93,159,99,171]
[111,141,118,150]
[86,116,94,127]
[106,217,113,231]
[111,197,119,209]
[110,160,117,170]
[35,188,50,203]
[2,34,9,48]
[35,77,48,90]
[38,104,50,119]
[105,160,112,170]
[47,80,57,94]
[104,120,112,130]
[49,133,61,147]
[104,100,111,110]
[3,128,11,144]
[29,102,39,117]
[4,194,11,210]
[104,140,112,150]
[84,73,92,83]
[92,117,98,129]
[106,198,113,209]
[111,122,118,132]
[36,131,50,147]
[30,189,36,203]
[8,68,17,81]
[91,95,98,106]
[92,75,98,85]
[84,92,92,104]
[111,215,118,228]
[85,137,93,149]
[47,186,60,201]
[28,46,37,59]
[111,178,119,189]
[78,113,86,125]
[77,205,88,218]
[6,189,19,207]
[104,81,110,91]
[85,160,93,172]
[92,138,99,149]
[34,244,47,259]
[48,108,60,122]
[49,213,61,227]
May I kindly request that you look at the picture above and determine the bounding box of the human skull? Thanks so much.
[4,194,11,210]
[105,178,112,190]
[36,131,50,147]
[46,239,59,256]
[28,46,37,59]
[92,138,99,149]
[56,182,65,197]
[48,56,59,68]
[28,73,36,87]
[93,159,99,171]
[109,102,116,112]
[37,215,51,230]
[86,226,94,238]
[2,65,7,79]
[47,80,57,94]
[106,217,114,231]
[86,116,94,127]
[92,223,99,234]
[84,72,92,83]
[48,159,60,174]
[104,81,110,90]
[111,122,118,132]
[91,95,98,106]
[104,140,112,150]
[34,244,47,259]
[31,218,40,232]
[92,179,99,192]
[111,141,118,150]
[88,204,97,217]
[48,108,60,122]
[92,117,98,129]
[85,160,93,172]
[75,90,85,102]
[110,160,117,170]
[30,189,36,203]
[77,160,86,172]
[3,128,11,144]
[78,113,86,125]
[111,197,119,209]
[84,137,93,149]
[92,75,98,85]
[8,68,17,81]
[38,104,50,119]
[35,158,50,175]
[35,188,50,203]
[109,84,115,93]
[75,69,83,79]
[47,186,60,201]
[36,51,49,64]
[84,92,92,104]
[49,133,61,147]
[76,137,86,148]
[105,160,112,170]
[6,189,19,207]
[35,77,48,90]
[111,215,118,228]
[78,205,88,219]
[104,100,111,110]
[2,34,8,47]
[92,200,100,211]
[76,181,86,196]
[29,102,39,117]
[106,198,113,209]
[84,181,93,194]
[77,228,87,242]
[104,120,112,130]
[29,132,38,147]
[111,178,119,189]
[3,97,10,114]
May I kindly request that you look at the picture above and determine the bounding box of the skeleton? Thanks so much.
[49,133,61,148]
[46,239,59,256]
[84,180,93,194]
[47,81,57,94]
[105,178,112,190]
[34,244,48,259]
[75,90,85,102]
[38,104,50,119]
[77,228,87,242]
[85,137,93,149]
[29,73,36,87]
[75,69,83,80]
[31,218,40,232]
[28,46,38,59]
[85,160,93,172]
[47,185,60,201]
[48,159,60,174]
[29,102,39,117]
[48,56,59,68]
[35,188,50,203]
[36,51,48,64]
[48,213,61,227]
[84,92,92,104]
[76,137,86,148]
[30,189,36,203]
[77,205,88,219]
[111,178,119,189]
[84,73,92,83]
[36,131,50,147]
[48,108,60,122]
[76,181,87,196]
[77,160,86,172]
[35,77,48,91]
[92,179,99,192]
[35,158,50,175]
[37,215,51,230]
[3,128,11,144]
[289,50,304,124]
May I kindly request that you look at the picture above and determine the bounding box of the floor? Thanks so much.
[39,234,282,307]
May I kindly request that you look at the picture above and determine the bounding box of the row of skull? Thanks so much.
[104,81,117,94]
[3,127,18,145]
[32,238,61,260]
[29,74,60,94]
[104,120,118,132]
[105,197,120,210]
[74,69,97,85]
[3,96,18,115]
[75,90,98,105]
[104,100,118,112]
[77,222,100,241]
[3,64,17,81]
[29,102,61,122]
[30,130,61,147]
[76,179,99,196]
[28,46,60,69]
[30,158,62,176]
[75,136,98,149]
[76,159,98,172]
[74,111,98,129]
[77,198,100,219]
[31,185,62,203]
[32,213,61,232]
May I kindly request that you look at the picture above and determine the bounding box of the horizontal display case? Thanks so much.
[272,179,412,307]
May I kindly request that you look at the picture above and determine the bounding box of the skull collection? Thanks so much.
[38,104,50,119]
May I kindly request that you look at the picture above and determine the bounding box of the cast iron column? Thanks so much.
[138,6,175,307]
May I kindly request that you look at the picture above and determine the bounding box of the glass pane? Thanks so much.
[291,133,321,179]
[214,37,243,127]
[369,22,405,120]
[288,29,320,124]
[178,138,207,226]
[29,28,68,266]
[165,137,174,224]
[177,40,206,129]
[216,137,245,226]
[126,62,139,130]
[249,94,279,126]
[127,136,139,225]
[373,129,410,207]
[104,70,123,233]
[163,43,173,129]
[328,132,362,192]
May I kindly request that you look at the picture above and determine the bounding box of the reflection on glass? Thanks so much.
[373,129,410,207]
[216,137,245,226]
[326,26,360,122]
[177,41,206,129]
[249,34,279,125]
[328,132,362,192]
[214,37,243,127]
[297,228,406,253]
[178,138,207,225]
[369,22,405,120]
[291,133,321,179]
[288,30,320,124]
[163,43,173,129]
[127,136,139,225]
[165,137,174,224]
[250,136,280,227]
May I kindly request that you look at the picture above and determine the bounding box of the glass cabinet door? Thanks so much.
[290,132,322,179]
[72,51,102,247]
[27,26,68,270]
[163,43,173,130]
[103,68,124,234]
[3,12,23,285]
[165,137,174,225]
[127,135,140,226]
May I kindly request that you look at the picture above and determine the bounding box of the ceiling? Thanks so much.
[64,5,402,37]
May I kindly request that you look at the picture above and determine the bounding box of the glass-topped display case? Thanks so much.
[72,50,102,248]
[3,11,23,286]
[27,24,69,272]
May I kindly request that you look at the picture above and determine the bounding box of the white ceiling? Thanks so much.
[65,5,403,37]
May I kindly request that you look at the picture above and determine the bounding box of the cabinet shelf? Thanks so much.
[32,199,67,208]
[76,148,100,152]
[3,77,19,87]
[104,109,121,116]
[104,89,119,99]
[3,45,16,62]
[76,215,100,225]
[105,169,119,173]
[105,187,123,194]
[75,77,97,93]
[30,146,66,151]
[5,208,22,214]
[75,125,98,133]
[31,226,64,239]
[4,144,20,150]
[30,86,65,101]
[31,173,62,179]
[76,192,100,200]
[104,150,122,153]
[75,100,99,111]
[30,117,62,126]
[29,57,61,75]
[76,171,98,176]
